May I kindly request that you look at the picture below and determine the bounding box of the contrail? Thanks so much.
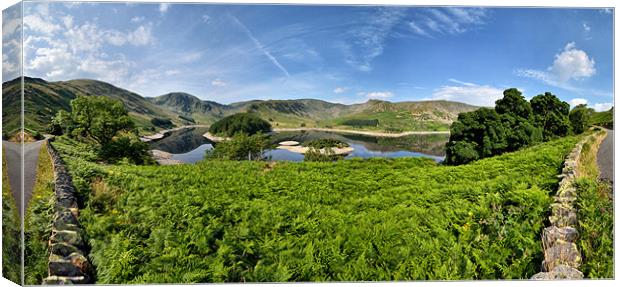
[231,15,290,78]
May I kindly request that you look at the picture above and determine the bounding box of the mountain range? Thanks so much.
[2,77,479,135]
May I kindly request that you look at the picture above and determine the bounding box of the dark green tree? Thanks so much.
[208,113,272,137]
[445,108,507,164]
[530,92,571,139]
[495,88,533,119]
[569,104,594,134]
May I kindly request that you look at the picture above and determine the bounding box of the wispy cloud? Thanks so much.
[408,7,487,39]
[568,98,588,107]
[211,78,227,87]
[231,15,290,77]
[448,78,476,86]
[343,7,406,72]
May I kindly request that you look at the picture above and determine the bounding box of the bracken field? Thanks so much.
[50,134,583,283]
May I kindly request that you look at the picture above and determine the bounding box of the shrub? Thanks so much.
[304,147,342,162]
[205,133,270,161]
[99,131,153,165]
[150,117,174,129]
[179,114,196,123]
[208,113,271,137]
[302,139,349,149]
[341,119,379,127]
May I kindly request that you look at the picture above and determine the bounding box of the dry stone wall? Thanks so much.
[43,140,94,284]
[531,133,598,280]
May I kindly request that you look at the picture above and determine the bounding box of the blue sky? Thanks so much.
[2,2,614,110]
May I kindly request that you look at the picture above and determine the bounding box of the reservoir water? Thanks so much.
[149,127,448,163]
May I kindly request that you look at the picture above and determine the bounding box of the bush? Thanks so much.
[99,132,153,164]
[302,138,349,149]
[304,147,343,162]
[341,119,379,127]
[208,113,271,137]
[205,133,270,161]
[179,114,196,123]
[150,118,174,129]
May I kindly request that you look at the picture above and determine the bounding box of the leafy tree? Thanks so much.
[530,92,571,139]
[208,113,272,137]
[70,96,134,145]
[445,108,507,164]
[495,88,533,119]
[205,133,270,161]
[569,104,594,134]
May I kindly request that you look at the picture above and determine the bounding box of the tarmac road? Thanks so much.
[3,139,45,216]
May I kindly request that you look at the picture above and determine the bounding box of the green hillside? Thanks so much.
[590,107,613,129]
[2,76,478,136]
[148,92,231,124]
[2,77,192,135]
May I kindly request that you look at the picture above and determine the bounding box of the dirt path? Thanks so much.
[597,128,613,182]
[273,127,450,137]
[3,139,45,216]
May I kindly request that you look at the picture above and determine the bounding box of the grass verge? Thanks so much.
[575,129,614,278]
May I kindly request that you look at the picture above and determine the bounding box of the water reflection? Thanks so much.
[150,128,448,163]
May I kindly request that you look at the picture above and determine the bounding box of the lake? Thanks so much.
[149,127,448,164]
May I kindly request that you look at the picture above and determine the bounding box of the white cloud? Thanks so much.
[408,21,431,37]
[448,78,476,87]
[159,3,170,14]
[211,79,227,87]
[201,14,211,23]
[333,87,347,94]
[550,42,596,81]
[2,17,21,37]
[592,102,613,112]
[23,14,60,35]
[366,91,393,99]
[231,15,290,77]
[131,16,145,23]
[582,23,591,32]
[61,15,73,29]
[431,81,504,107]
[569,98,588,107]
[516,42,605,96]
[600,8,612,14]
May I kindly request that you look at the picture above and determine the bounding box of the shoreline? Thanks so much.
[273,127,450,137]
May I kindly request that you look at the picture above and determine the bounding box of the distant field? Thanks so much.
[52,134,581,283]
